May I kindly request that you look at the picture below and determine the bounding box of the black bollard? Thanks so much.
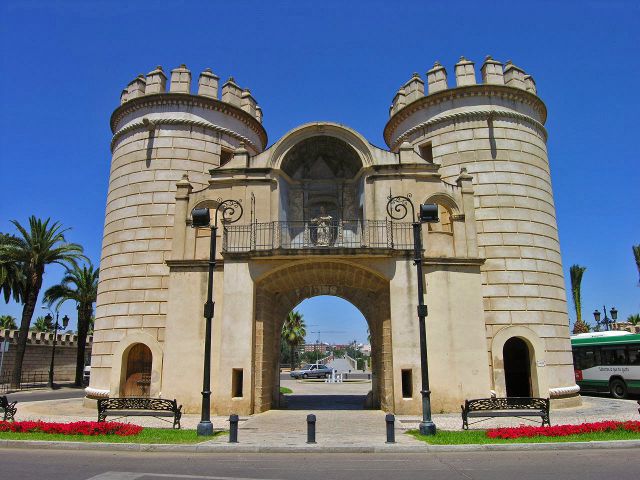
[307,414,316,444]
[229,414,239,443]
[385,413,395,443]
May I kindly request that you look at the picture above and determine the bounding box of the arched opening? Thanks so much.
[426,203,455,256]
[503,337,532,397]
[280,296,371,410]
[122,343,153,397]
[253,261,392,414]
[277,135,365,246]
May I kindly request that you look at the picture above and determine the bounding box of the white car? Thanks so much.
[83,365,91,385]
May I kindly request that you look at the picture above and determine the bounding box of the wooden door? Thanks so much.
[123,344,152,397]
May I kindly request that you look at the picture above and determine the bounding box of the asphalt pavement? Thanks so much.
[0,448,637,480]
[4,384,86,403]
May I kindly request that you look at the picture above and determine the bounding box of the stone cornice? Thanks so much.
[423,257,485,266]
[111,117,261,154]
[110,93,268,150]
[388,109,548,151]
[383,84,547,148]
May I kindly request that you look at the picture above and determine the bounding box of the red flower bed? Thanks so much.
[0,420,143,436]
[487,421,640,439]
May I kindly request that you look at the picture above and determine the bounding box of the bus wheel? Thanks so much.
[610,379,628,399]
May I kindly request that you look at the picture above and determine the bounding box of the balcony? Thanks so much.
[222,220,413,253]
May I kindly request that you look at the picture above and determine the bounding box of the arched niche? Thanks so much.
[269,123,374,226]
[491,325,548,398]
[110,331,164,397]
[424,192,460,257]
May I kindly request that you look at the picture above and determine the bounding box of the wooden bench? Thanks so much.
[97,398,182,429]
[1,395,17,422]
[461,397,550,430]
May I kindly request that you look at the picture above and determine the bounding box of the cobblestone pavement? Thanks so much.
[10,379,639,447]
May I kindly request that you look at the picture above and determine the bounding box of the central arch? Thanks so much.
[253,260,393,413]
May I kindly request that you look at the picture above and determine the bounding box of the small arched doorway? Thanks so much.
[503,337,532,397]
[122,343,152,397]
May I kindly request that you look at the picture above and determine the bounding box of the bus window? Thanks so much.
[574,347,597,369]
[628,346,640,365]
[601,347,627,366]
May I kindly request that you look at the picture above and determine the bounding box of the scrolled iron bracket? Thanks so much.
[214,198,243,225]
[386,192,416,222]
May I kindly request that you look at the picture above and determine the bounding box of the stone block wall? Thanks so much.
[384,57,576,398]
[91,64,267,394]
[0,330,92,383]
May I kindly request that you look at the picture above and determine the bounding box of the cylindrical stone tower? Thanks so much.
[87,64,266,398]
[384,56,579,404]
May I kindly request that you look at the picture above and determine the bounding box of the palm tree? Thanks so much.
[0,233,25,304]
[30,315,53,332]
[2,216,85,387]
[633,245,640,285]
[570,264,589,334]
[281,310,306,370]
[628,314,640,326]
[44,263,99,386]
[0,314,18,330]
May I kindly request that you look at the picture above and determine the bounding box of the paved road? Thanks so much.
[5,385,85,403]
[0,448,637,480]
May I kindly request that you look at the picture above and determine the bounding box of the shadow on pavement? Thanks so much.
[283,394,367,410]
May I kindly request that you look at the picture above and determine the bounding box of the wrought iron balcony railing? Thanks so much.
[222,220,413,253]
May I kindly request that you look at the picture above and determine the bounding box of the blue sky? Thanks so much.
[0,1,638,337]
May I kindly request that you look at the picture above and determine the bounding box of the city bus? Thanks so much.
[571,331,640,399]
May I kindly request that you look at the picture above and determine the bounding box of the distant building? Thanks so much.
[359,344,372,356]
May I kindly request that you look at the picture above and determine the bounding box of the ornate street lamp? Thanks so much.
[44,311,69,389]
[592,305,618,331]
[386,193,439,435]
[191,198,243,436]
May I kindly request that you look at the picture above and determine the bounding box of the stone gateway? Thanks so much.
[86,57,581,415]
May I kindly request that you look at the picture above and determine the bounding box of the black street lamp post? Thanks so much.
[592,306,618,331]
[44,311,69,389]
[386,193,439,435]
[191,198,243,436]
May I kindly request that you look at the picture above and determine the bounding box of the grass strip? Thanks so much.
[279,387,293,394]
[0,428,226,444]
[408,429,640,445]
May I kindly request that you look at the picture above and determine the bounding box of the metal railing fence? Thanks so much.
[223,219,413,253]
[0,370,50,393]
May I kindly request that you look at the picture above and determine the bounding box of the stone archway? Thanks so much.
[252,260,392,413]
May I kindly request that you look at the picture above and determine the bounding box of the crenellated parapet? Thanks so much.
[385,56,546,150]
[112,64,267,155]
[0,329,93,346]
[119,65,264,124]
[390,56,539,115]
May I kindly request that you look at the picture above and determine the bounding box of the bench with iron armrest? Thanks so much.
[1,395,17,421]
[461,397,550,430]
[97,398,182,429]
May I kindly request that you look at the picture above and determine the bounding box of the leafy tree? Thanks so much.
[281,310,306,370]
[633,245,640,285]
[570,264,590,335]
[0,233,25,303]
[332,348,346,358]
[0,314,18,330]
[44,263,99,386]
[572,319,590,335]
[1,216,85,387]
[628,314,640,326]
[30,315,53,332]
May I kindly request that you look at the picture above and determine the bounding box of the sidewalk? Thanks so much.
[9,391,639,447]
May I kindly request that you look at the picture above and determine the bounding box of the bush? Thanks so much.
[0,420,143,436]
